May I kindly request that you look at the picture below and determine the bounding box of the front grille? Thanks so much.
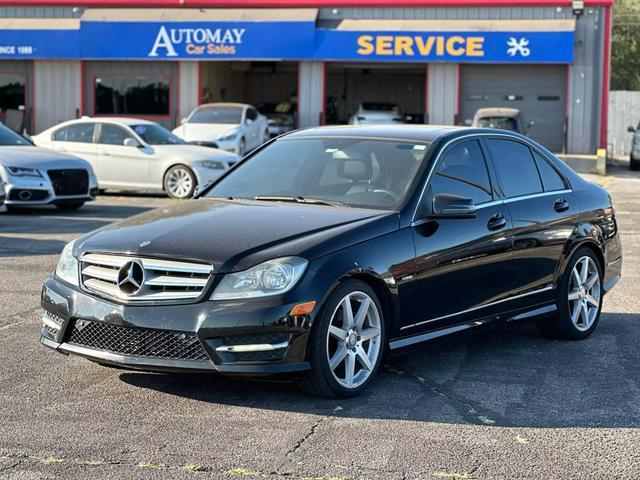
[66,320,209,361]
[47,169,88,196]
[80,253,212,303]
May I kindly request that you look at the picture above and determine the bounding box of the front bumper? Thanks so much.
[40,274,321,376]
[4,173,97,206]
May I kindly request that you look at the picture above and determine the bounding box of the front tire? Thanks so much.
[300,280,385,398]
[164,165,196,199]
[631,157,640,171]
[537,247,603,340]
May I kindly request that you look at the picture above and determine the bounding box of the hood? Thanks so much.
[173,123,240,142]
[77,199,399,273]
[152,144,240,163]
[0,146,92,170]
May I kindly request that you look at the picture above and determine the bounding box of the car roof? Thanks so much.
[474,107,521,118]
[284,125,469,143]
[64,117,156,126]
[198,103,249,109]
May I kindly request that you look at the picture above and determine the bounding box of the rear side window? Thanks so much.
[533,151,567,192]
[486,139,542,198]
[53,123,95,143]
[430,140,492,205]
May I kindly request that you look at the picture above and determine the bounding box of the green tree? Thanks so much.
[612,0,640,90]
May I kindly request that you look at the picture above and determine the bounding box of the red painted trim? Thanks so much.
[455,63,460,122]
[90,72,173,119]
[197,61,202,106]
[176,61,180,127]
[28,68,35,133]
[600,5,612,150]
[0,0,612,5]
[296,61,301,127]
[321,61,326,125]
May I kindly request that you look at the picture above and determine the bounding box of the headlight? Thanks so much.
[55,240,79,286]
[6,166,42,178]
[218,131,238,142]
[199,160,225,170]
[211,256,308,300]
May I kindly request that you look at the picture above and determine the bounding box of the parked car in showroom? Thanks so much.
[348,102,405,125]
[40,126,621,398]
[0,123,97,210]
[32,118,240,199]
[256,101,297,138]
[173,103,269,155]
[626,123,640,170]
[470,107,534,136]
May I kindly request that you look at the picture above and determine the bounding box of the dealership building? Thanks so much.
[0,0,611,154]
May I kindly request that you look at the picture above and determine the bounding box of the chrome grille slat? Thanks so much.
[80,253,212,303]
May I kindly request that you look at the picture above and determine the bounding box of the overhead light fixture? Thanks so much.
[572,0,585,17]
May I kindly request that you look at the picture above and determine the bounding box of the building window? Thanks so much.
[94,75,170,117]
[0,74,26,111]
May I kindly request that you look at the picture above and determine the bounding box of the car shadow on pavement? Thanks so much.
[0,236,67,257]
[119,312,640,429]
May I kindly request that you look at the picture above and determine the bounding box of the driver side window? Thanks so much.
[429,140,493,208]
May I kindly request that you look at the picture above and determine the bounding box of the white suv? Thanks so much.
[32,118,240,199]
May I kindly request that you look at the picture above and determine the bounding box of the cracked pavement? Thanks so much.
[1,167,639,479]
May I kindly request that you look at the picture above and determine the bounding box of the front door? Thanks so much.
[95,123,152,188]
[403,139,514,332]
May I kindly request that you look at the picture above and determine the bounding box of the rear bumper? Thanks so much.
[40,274,321,376]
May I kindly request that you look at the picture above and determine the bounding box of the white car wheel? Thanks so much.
[164,165,196,200]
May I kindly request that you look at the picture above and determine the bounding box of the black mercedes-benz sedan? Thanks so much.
[40,126,622,398]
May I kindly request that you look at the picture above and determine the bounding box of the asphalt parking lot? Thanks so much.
[1,167,639,480]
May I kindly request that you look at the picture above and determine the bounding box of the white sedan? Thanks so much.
[32,118,240,199]
[173,103,269,155]
[348,103,405,125]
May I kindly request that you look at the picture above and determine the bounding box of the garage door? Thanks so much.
[459,65,566,152]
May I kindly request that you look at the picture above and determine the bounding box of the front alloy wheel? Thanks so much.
[164,165,196,199]
[301,280,385,398]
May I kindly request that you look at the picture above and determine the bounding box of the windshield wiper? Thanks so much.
[253,195,348,207]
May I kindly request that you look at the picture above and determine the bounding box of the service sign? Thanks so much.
[0,29,79,58]
[80,21,316,59]
[314,30,575,63]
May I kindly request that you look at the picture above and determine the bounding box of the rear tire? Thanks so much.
[55,201,85,211]
[164,165,196,199]
[299,280,385,398]
[537,247,603,340]
[631,158,640,171]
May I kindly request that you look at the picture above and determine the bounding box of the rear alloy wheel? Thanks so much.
[538,248,603,340]
[164,165,196,199]
[300,280,384,398]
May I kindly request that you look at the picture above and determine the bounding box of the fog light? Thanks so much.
[290,301,316,316]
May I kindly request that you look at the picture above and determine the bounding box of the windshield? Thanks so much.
[0,123,31,146]
[205,137,429,210]
[477,116,519,131]
[131,124,185,145]
[189,106,243,124]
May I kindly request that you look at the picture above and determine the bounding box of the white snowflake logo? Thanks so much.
[506,37,531,57]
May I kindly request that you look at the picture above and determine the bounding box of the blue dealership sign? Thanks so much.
[0,29,79,58]
[314,30,574,63]
[80,21,316,60]
[0,20,574,63]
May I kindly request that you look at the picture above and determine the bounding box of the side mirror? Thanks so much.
[463,119,473,127]
[628,126,636,133]
[245,118,254,125]
[123,138,140,148]
[432,193,476,218]
[527,120,536,128]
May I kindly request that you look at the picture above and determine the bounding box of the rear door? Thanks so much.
[95,123,152,188]
[50,123,99,170]
[404,139,514,332]
[484,138,578,303]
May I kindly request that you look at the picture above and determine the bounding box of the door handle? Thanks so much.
[487,212,507,231]
[99,151,111,156]
[554,198,570,212]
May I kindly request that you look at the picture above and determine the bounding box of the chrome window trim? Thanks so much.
[411,132,572,223]
[400,284,554,331]
[502,189,572,204]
